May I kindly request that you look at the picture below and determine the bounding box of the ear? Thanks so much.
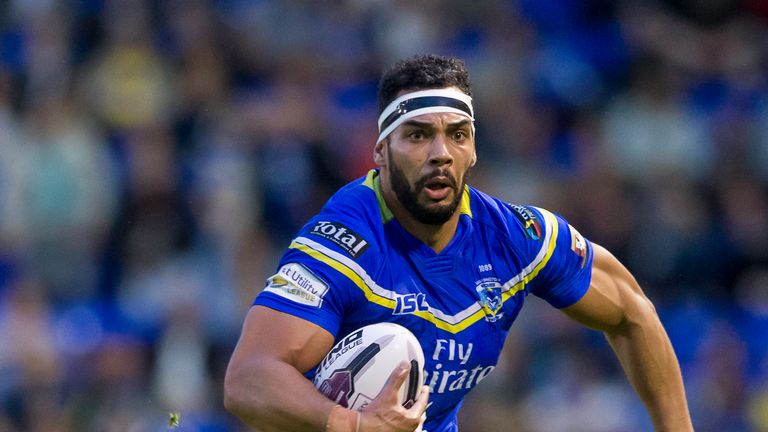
[373,139,386,166]
[470,151,477,167]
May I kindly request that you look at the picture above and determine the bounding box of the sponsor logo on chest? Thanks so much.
[426,338,495,394]
[310,221,370,258]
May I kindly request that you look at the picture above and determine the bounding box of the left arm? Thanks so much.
[562,243,693,431]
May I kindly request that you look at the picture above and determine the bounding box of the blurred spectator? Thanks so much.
[0,275,66,431]
[82,0,176,132]
[601,55,713,183]
[4,88,116,303]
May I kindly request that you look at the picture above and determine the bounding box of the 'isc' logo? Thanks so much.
[393,293,429,315]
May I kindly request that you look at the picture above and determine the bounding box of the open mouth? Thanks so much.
[423,176,454,200]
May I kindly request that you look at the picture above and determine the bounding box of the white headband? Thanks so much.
[376,88,474,143]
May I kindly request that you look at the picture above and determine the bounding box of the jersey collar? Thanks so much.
[363,169,472,223]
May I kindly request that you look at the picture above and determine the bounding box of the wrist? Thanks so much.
[326,405,360,432]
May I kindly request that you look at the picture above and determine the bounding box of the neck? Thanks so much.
[380,174,461,254]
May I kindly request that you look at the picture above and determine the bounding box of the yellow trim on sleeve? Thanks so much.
[290,240,395,309]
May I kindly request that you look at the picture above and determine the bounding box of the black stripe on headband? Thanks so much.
[379,96,472,132]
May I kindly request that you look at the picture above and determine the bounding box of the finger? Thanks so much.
[412,404,428,432]
[410,385,430,414]
[378,361,410,398]
[418,411,427,427]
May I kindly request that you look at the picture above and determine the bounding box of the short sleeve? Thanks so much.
[528,208,593,308]
[253,215,376,337]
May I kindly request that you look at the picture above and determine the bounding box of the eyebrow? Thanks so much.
[401,119,472,129]
[447,119,472,130]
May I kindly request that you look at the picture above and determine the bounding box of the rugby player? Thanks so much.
[224,54,693,432]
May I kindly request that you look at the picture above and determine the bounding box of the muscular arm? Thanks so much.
[224,305,429,432]
[224,306,337,431]
[562,244,693,431]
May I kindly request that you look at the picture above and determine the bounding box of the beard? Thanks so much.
[387,148,470,226]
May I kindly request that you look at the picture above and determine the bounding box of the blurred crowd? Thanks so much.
[0,0,766,430]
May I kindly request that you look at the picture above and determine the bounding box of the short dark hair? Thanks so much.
[377,54,473,113]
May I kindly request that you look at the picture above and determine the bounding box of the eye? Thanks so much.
[452,130,468,141]
[408,130,426,141]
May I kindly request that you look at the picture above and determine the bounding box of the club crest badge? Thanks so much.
[475,278,504,322]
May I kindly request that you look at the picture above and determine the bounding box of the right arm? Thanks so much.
[224,305,429,431]
[224,306,337,431]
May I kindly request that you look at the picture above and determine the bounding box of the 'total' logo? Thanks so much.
[309,221,370,258]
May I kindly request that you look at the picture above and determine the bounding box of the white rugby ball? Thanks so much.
[314,322,425,411]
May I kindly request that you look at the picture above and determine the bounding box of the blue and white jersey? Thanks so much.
[254,169,594,432]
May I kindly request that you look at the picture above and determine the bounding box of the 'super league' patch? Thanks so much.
[264,263,329,307]
[508,205,542,241]
[309,221,370,258]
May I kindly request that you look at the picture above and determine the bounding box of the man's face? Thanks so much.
[376,110,476,226]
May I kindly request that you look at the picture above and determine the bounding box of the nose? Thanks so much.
[428,133,453,166]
